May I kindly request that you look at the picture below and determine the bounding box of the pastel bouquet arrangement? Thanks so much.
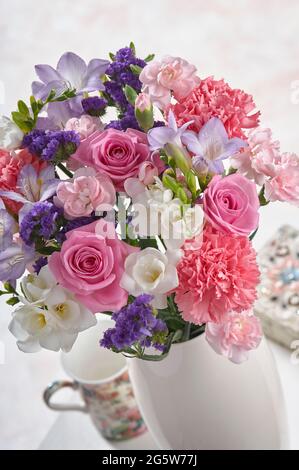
[1,43,298,364]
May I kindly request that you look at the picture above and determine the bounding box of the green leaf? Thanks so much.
[109,52,115,61]
[11,112,31,133]
[249,227,259,241]
[130,64,142,75]
[123,84,138,106]
[129,41,136,55]
[17,100,30,117]
[145,53,155,62]
[3,282,16,293]
[6,297,19,306]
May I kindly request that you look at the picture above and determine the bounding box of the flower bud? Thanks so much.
[138,161,158,185]
[186,170,198,198]
[165,143,192,175]
[135,93,154,132]
[176,187,190,204]
[162,174,179,193]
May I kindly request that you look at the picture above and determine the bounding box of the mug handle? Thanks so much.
[43,380,88,413]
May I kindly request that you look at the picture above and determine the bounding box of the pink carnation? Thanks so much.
[140,56,200,109]
[55,167,116,219]
[0,148,46,213]
[205,310,263,364]
[169,76,260,139]
[72,128,150,191]
[48,220,139,313]
[230,127,280,185]
[65,114,103,140]
[263,152,299,205]
[174,225,260,324]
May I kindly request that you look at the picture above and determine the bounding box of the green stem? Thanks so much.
[57,163,73,178]
[182,322,191,342]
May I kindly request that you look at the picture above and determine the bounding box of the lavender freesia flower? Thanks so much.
[32,52,109,101]
[147,111,193,151]
[100,294,168,353]
[0,199,15,251]
[0,164,60,207]
[182,117,247,174]
[0,242,35,283]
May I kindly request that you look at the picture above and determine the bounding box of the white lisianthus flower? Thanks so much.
[9,266,96,353]
[0,116,23,150]
[161,199,204,249]
[120,247,182,309]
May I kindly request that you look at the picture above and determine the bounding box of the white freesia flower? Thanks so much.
[126,177,174,238]
[161,199,204,249]
[9,266,96,353]
[120,247,181,309]
[0,116,23,150]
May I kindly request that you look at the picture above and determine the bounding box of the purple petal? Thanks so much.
[32,81,44,97]
[35,64,63,84]
[40,180,60,202]
[0,191,28,204]
[17,165,39,202]
[182,130,204,156]
[33,80,67,100]
[198,117,228,147]
[167,111,178,132]
[57,52,87,89]
[148,127,175,150]
[0,209,14,251]
[0,242,35,282]
[86,58,109,78]
[192,156,208,174]
[208,159,225,174]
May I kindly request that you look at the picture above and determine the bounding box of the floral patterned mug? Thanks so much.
[43,318,146,441]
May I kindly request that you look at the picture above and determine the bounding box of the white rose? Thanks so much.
[120,247,181,309]
[9,266,96,353]
[0,116,23,150]
[161,200,204,249]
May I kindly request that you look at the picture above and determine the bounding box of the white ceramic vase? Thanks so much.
[127,335,289,450]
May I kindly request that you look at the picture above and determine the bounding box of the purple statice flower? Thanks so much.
[100,294,168,353]
[105,46,146,113]
[105,104,140,131]
[81,96,107,117]
[33,256,48,274]
[56,215,97,244]
[20,201,62,246]
[22,130,80,164]
[182,117,247,174]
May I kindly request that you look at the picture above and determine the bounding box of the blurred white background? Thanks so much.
[0,0,299,449]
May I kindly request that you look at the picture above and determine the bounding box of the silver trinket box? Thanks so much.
[254,225,299,349]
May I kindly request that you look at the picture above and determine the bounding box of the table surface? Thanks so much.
[39,340,299,450]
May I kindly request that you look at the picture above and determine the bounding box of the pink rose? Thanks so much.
[140,56,200,109]
[55,167,116,219]
[65,115,103,140]
[48,220,139,313]
[205,311,262,364]
[203,174,259,236]
[72,128,150,191]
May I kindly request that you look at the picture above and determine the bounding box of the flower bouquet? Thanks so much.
[0,43,298,365]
